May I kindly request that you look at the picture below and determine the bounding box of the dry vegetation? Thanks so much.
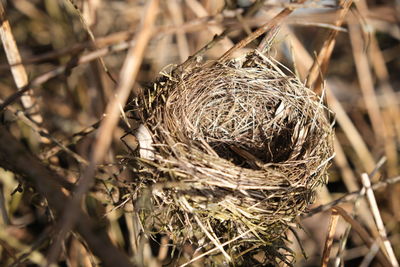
[0,0,399,266]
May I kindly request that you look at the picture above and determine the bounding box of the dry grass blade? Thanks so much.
[332,206,393,267]
[284,27,377,173]
[0,126,134,267]
[321,209,340,267]
[359,241,380,267]
[219,0,307,62]
[0,2,42,123]
[0,39,134,112]
[362,3,400,221]
[185,0,233,51]
[179,230,252,267]
[193,215,231,262]
[91,0,158,164]
[326,90,376,173]
[167,0,190,63]
[305,0,353,94]
[361,173,399,267]
[348,14,387,156]
[46,0,159,263]
[306,175,400,217]
[66,0,116,83]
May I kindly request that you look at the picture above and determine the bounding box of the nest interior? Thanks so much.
[133,50,334,264]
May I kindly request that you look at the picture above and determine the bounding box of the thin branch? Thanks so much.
[332,206,393,267]
[185,0,233,51]
[348,13,387,153]
[361,173,399,267]
[0,125,134,267]
[45,0,159,263]
[66,0,117,84]
[167,0,190,63]
[359,241,380,267]
[305,175,400,217]
[305,0,353,94]
[0,35,135,111]
[0,2,42,123]
[321,209,340,267]
[219,0,306,62]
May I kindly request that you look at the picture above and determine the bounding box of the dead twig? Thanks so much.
[0,125,134,267]
[305,0,353,94]
[361,173,399,267]
[0,2,42,123]
[45,0,159,263]
[332,206,393,267]
[219,1,305,62]
[305,175,400,217]
[321,209,340,267]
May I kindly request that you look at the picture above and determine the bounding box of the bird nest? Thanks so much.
[130,50,334,265]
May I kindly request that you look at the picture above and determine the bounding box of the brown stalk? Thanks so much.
[284,27,376,173]
[361,173,399,266]
[0,125,134,267]
[305,175,400,217]
[357,0,400,221]
[219,0,306,62]
[167,0,190,63]
[321,209,340,267]
[66,0,116,84]
[185,0,233,50]
[305,0,353,94]
[0,2,43,123]
[348,14,386,156]
[46,0,159,263]
[332,206,393,267]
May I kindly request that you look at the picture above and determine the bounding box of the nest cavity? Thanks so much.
[137,50,334,264]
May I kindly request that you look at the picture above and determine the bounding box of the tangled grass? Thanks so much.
[131,50,334,265]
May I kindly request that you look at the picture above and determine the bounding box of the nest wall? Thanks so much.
[135,50,334,264]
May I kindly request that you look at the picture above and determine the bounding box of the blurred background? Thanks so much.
[0,0,399,266]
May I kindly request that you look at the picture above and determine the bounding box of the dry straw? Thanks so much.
[130,49,334,265]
